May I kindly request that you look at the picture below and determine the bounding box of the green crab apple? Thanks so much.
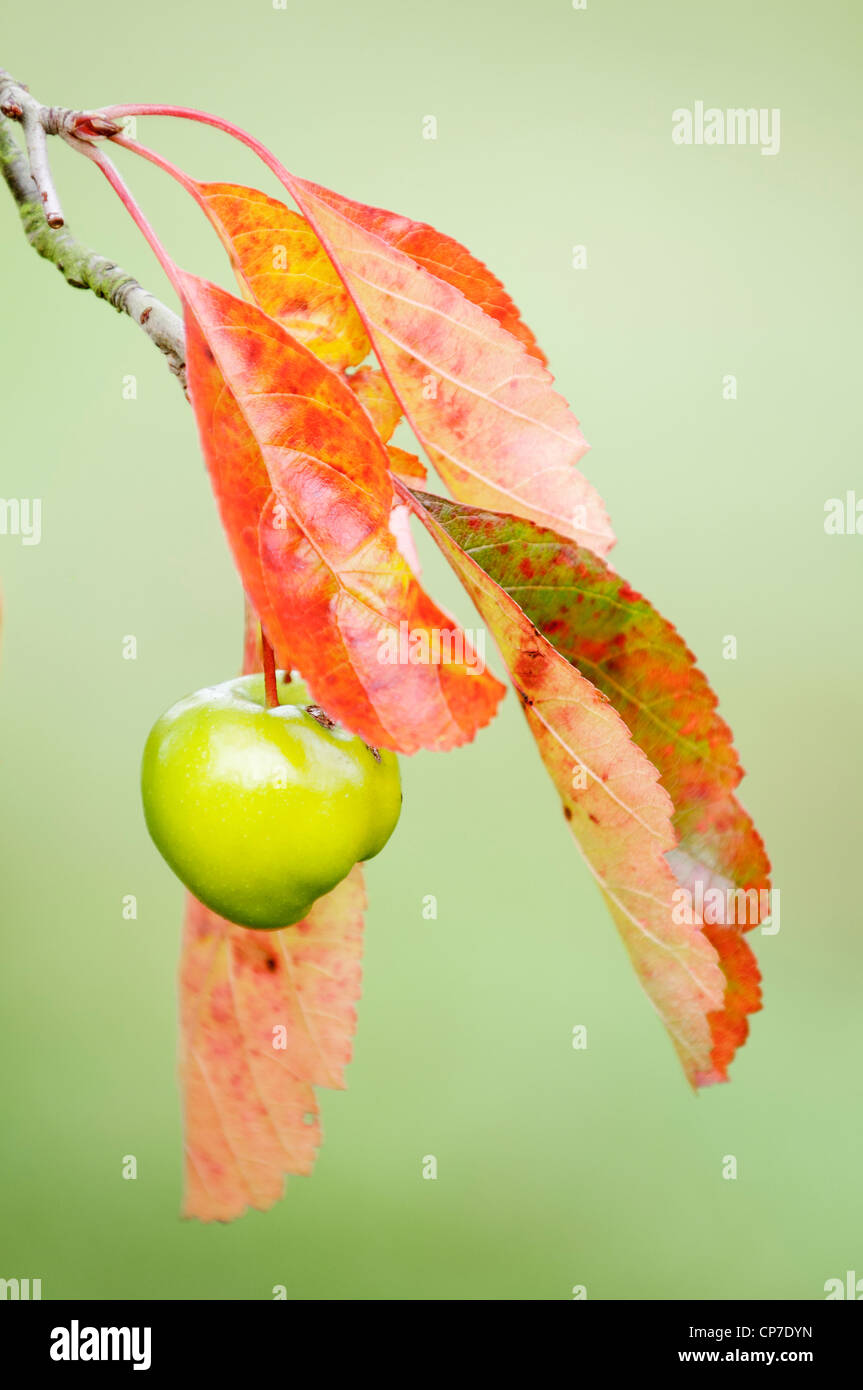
[141,673,401,929]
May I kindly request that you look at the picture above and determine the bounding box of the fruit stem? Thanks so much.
[261,628,279,709]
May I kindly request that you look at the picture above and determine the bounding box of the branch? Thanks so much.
[0,71,186,387]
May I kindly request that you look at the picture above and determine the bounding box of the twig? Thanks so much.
[0,68,65,225]
[0,69,186,387]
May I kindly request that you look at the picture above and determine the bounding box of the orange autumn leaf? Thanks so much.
[386,445,427,485]
[346,367,428,481]
[181,271,504,751]
[180,866,365,1222]
[241,596,263,672]
[192,181,369,370]
[347,365,402,441]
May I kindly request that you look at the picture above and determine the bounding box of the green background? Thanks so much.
[1,0,860,1301]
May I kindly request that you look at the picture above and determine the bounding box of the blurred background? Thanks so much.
[1,0,860,1300]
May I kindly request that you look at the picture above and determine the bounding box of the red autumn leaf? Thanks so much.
[413,491,768,1079]
[179,866,365,1222]
[703,922,762,1079]
[271,177,615,554]
[319,199,549,364]
[402,488,726,1086]
[180,271,505,751]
